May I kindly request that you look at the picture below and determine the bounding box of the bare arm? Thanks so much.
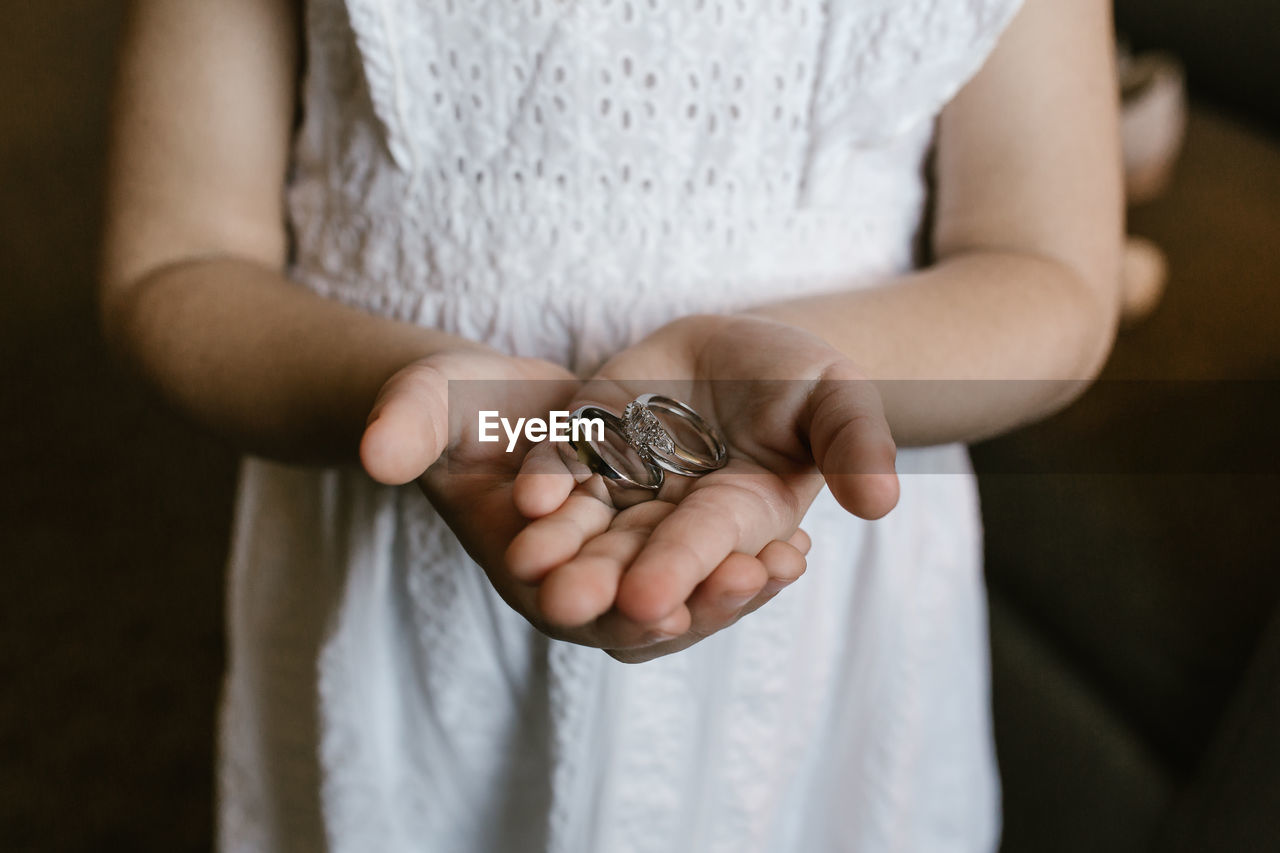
[100,0,485,474]
[748,0,1123,446]
[102,0,828,655]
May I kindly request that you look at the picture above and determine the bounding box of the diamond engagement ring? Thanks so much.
[558,395,728,509]
[623,394,728,477]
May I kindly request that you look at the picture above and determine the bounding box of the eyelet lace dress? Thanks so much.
[217,1,1024,850]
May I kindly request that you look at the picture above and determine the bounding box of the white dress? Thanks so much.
[218,1,1024,850]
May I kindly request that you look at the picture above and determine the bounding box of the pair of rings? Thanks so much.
[559,394,728,508]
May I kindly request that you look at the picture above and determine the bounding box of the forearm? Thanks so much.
[746,249,1117,446]
[101,256,485,465]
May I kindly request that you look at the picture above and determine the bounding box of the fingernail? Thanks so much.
[642,630,678,644]
[721,591,756,610]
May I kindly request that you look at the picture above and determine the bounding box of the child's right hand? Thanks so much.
[358,347,806,658]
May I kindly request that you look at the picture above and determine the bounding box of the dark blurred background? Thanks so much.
[2,2,1278,851]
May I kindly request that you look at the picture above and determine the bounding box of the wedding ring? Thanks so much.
[558,405,664,508]
[624,394,728,476]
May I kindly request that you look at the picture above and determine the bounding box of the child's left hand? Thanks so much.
[506,314,900,663]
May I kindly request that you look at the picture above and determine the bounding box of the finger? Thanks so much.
[360,364,449,485]
[614,483,788,625]
[603,536,811,660]
[720,541,810,630]
[756,538,807,592]
[504,489,619,583]
[802,366,900,519]
[538,552,630,628]
[513,439,579,518]
[537,525,650,628]
[538,503,677,628]
[608,537,807,656]
[684,551,771,636]
[593,602,692,650]
[787,527,812,556]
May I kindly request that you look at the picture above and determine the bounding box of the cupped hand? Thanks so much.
[358,344,810,658]
[507,314,899,663]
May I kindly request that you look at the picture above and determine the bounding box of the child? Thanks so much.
[101,0,1121,850]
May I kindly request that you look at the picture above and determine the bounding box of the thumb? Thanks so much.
[802,367,900,520]
[359,362,450,485]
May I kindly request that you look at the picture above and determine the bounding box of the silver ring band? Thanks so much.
[625,394,728,476]
[559,404,664,508]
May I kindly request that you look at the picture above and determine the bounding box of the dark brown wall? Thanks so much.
[2,4,238,850]
[1115,0,1280,131]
